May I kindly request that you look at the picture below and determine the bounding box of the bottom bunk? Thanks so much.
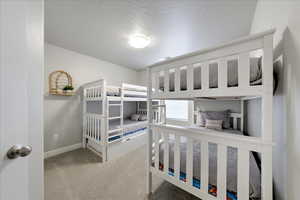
[149,123,272,200]
[87,129,147,162]
[153,129,260,200]
[84,116,148,161]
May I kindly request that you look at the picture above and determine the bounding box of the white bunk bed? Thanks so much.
[147,29,275,200]
[82,80,164,162]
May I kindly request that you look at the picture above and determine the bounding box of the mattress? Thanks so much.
[159,57,262,91]
[157,126,261,199]
[107,87,120,96]
[109,119,147,131]
[123,85,147,92]
[123,93,147,98]
[108,119,147,142]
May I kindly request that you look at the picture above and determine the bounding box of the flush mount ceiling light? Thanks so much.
[128,34,151,49]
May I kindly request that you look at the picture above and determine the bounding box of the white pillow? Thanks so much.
[205,119,223,130]
[131,114,140,121]
[139,114,147,121]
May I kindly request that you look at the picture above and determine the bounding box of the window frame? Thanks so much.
[164,100,194,126]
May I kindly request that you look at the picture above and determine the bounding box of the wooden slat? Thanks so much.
[218,59,227,89]
[237,149,249,200]
[155,72,160,93]
[187,65,194,91]
[154,129,160,170]
[262,35,274,90]
[261,146,273,200]
[241,100,244,132]
[97,118,100,141]
[175,68,180,92]
[201,63,209,90]
[164,69,169,92]
[233,117,238,130]
[238,52,250,88]
[163,132,169,175]
[201,140,209,193]
[94,116,96,139]
[147,67,153,194]
[174,135,180,179]
[217,144,227,200]
[186,138,193,186]
[88,116,91,137]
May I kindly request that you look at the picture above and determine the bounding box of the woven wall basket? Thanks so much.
[49,70,73,95]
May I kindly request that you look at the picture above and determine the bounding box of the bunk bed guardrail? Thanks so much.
[149,29,275,99]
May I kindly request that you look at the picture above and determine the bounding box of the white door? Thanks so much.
[0,1,44,200]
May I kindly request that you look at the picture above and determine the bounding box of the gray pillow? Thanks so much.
[205,119,223,130]
[131,114,140,121]
[200,110,231,129]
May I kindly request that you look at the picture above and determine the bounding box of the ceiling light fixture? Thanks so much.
[128,34,151,49]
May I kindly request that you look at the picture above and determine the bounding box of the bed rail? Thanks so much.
[150,124,273,200]
[83,79,106,100]
[148,29,275,99]
[84,113,105,144]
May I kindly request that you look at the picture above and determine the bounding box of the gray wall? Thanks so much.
[194,99,241,113]
[44,43,138,152]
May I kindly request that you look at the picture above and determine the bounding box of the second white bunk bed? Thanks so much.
[147,29,275,200]
[82,80,164,162]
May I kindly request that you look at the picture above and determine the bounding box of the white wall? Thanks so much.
[250,1,300,199]
[44,43,138,152]
[137,70,147,86]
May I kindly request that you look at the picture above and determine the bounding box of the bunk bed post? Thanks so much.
[241,99,244,132]
[261,34,273,200]
[146,67,153,196]
[120,84,124,138]
[82,88,87,148]
[102,79,108,162]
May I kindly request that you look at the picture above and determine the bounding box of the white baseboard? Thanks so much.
[44,143,82,159]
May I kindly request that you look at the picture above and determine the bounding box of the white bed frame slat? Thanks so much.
[237,149,249,200]
[163,132,169,175]
[218,59,227,89]
[164,69,169,92]
[174,134,181,179]
[186,138,193,186]
[175,68,180,93]
[201,62,209,90]
[217,144,227,200]
[238,52,250,88]
[200,140,209,193]
[154,127,160,170]
[187,65,194,92]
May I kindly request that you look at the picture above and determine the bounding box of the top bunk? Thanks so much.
[147,29,275,100]
[83,79,147,101]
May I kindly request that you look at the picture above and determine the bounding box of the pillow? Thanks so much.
[131,114,140,121]
[139,114,147,121]
[205,119,223,130]
[200,110,230,129]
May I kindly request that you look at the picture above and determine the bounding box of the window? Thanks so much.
[165,100,189,121]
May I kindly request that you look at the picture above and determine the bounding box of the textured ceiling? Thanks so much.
[45,0,257,70]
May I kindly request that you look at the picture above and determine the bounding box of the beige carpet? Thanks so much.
[45,146,199,200]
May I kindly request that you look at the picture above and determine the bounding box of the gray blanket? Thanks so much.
[158,130,261,198]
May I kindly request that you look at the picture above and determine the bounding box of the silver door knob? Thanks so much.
[6,145,32,159]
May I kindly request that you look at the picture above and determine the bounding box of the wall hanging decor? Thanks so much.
[48,70,74,96]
